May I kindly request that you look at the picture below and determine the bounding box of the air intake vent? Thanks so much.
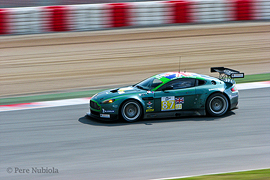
[110,88,119,93]
[90,100,100,110]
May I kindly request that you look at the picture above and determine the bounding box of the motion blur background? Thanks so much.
[1,0,269,96]
[1,0,159,8]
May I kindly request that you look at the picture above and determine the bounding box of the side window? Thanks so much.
[157,78,195,91]
[196,79,206,86]
[171,79,195,89]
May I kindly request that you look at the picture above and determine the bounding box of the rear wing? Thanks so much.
[211,67,244,83]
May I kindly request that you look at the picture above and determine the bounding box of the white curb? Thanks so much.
[0,81,269,112]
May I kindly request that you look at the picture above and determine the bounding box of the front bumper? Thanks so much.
[86,109,118,121]
[89,99,119,121]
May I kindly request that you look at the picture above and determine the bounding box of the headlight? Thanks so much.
[102,99,115,104]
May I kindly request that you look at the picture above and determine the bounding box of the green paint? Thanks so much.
[168,168,270,180]
[0,73,269,105]
[195,77,205,80]
[152,82,166,91]
[155,75,171,83]
[102,93,140,102]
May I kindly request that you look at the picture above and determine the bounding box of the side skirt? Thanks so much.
[144,110,206,119]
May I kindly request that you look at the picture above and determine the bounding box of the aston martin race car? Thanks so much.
[87,67,244,122]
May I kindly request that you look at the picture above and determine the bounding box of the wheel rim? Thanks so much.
[209,96,227,114]
[122,102,140,121]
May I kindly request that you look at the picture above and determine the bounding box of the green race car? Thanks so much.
[87,67,244,122]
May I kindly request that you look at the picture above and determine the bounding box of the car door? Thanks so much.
[154,78,197,112]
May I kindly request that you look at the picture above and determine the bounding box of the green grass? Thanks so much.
[0,73,269,105]
[234,73,270,83]
[170,169,270,180]
[0,89,105,105]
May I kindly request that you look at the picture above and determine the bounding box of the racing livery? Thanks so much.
[87,67,244,122]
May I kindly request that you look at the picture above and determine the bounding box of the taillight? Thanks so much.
[231,86,237,92]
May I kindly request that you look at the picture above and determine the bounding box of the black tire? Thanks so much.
[206,93,229,116]
[121,100,143,122]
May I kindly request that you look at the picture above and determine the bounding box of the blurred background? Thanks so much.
[0,0,161,8]
[0,0,269,97]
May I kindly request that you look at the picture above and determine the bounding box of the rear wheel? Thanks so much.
[206,93,229,116]
[121,100,142,122]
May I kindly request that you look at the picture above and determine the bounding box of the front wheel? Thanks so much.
[121,100,142,122]
[206,93,229,116]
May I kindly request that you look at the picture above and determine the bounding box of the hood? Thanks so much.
[92,86,145,102]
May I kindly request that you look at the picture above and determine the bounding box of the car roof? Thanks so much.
[154,72,213,81]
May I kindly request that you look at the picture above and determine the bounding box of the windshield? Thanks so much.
[134,77,163,91]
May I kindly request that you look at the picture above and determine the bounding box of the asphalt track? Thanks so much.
[1,87,269,180]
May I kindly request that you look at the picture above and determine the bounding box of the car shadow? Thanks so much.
[78,111,236,127]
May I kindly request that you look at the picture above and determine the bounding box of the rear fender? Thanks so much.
[206,91,231,110]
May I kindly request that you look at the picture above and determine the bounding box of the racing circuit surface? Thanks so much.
[1,87,270,180]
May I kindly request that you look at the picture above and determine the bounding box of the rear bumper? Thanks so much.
[230,93,239,110]
[230,101,238,110]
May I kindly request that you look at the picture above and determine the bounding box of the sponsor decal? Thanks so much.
[146,109,154,112]
[175,104,182,110]
[231,73,244,78]
[146,101,154,112]
[146,101,154,110]
[100,114,110,118]
[102,109,115,113]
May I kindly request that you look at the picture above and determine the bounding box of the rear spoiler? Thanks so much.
[211,67,244,79]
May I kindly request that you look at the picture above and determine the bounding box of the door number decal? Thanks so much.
[161,96,175,111]
[161,96,184,111]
